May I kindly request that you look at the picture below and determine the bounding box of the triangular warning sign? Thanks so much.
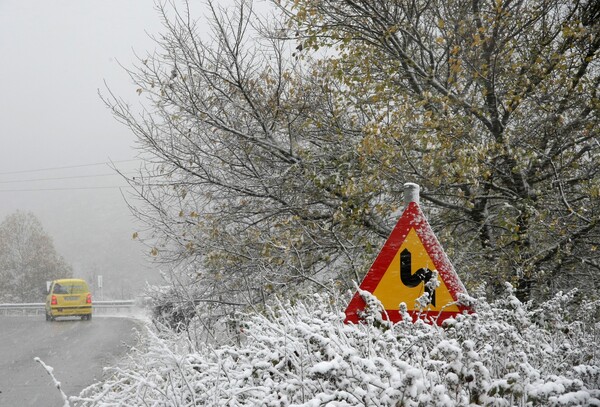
[345,201,473,325]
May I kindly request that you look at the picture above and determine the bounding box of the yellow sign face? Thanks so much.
[372,228,460,312]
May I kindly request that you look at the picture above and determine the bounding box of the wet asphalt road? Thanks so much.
[0,316,141,406]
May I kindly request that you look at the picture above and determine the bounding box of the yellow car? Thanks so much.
[45,278,92,321]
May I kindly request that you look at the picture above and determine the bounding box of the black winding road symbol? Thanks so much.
[400,248,436,306]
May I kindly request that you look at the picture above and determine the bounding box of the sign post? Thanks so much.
[97,275,103,301]
[344,183,473,325]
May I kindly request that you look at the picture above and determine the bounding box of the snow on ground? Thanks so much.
[70,285,599,406]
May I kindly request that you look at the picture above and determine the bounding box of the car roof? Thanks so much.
[52,278,88,285]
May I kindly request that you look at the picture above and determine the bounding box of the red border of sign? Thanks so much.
[344,201,472,325]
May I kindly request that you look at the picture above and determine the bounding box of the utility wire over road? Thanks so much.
[0,159,141,192]
[0,159,140,176]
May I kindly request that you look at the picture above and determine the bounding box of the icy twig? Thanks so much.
[34,357,70,407]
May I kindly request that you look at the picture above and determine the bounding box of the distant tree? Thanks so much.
[0,211,72,302]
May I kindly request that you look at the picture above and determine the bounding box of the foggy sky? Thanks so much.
[0,1,168,297]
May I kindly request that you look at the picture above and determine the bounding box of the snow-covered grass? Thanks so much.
[72,285,599,406]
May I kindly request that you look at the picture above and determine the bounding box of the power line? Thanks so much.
[0,159,140,176]
[0,172,132,184]
[0,185,132,192]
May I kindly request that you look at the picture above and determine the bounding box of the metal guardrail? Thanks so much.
[0,300,136,316]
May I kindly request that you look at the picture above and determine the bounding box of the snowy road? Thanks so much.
[0,316,142,406]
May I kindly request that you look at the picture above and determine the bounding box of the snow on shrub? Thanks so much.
[74,285,599,406]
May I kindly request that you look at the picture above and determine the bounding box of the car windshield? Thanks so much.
[54,283,87,294]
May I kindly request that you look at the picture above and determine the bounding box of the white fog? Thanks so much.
[0,0,168,297]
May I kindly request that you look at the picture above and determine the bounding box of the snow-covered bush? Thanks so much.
[74,285,599,406]
[144,268,243,347]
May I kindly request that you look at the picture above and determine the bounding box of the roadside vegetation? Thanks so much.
[74,286,599,406]
[109,0,599,310]
[69,0,600,404]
